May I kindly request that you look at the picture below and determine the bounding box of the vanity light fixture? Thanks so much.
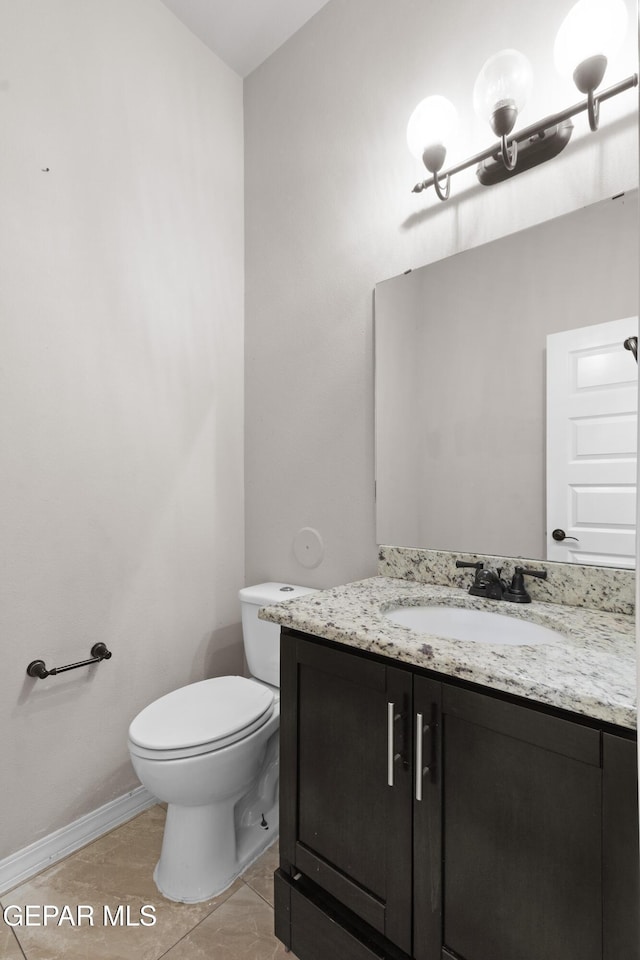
[554,0,629,131]
[409,0,637,200]
[473,48,533,172]
[406,95,458,199]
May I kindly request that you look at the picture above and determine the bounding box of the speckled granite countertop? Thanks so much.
[260,576,637,730]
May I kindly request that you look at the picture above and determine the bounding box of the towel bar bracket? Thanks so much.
[27,643,112,680]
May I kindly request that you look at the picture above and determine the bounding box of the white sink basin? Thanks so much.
[383,605,562,646]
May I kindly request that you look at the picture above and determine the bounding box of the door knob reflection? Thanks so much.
[552,528,579,543]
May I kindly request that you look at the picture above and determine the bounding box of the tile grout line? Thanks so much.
[153,878,259,960]
[3,884,255,960]
[0,897,40,960]
[14,929,28,960]
[243,876,277,911]
[1,813,278,960]
[0,902,29,960]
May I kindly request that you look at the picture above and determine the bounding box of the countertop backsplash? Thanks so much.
[378,545,635,616]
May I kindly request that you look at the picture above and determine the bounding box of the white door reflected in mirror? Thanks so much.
[547,317,638,568]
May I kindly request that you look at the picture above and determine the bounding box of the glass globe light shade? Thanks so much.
[554,0,628,80]
[473,49,533,134]
[406,95,458,162]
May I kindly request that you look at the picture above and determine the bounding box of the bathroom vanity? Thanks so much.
[262,561,638,960]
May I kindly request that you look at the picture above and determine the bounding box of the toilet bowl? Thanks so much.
[127,582,316,903]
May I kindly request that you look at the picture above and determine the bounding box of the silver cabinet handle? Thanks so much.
[415,713,431,801]
[387,701,400,786]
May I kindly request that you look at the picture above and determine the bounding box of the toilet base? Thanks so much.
[154,797,279,903]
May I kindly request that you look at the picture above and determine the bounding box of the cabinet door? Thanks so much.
[603,732,639,960]
[280,631,413,954]
[413,676,443,960]
[440,685,602,960]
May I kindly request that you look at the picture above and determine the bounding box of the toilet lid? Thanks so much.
[128,676,274,753]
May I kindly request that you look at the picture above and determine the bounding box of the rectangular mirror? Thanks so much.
[374,191,638,566]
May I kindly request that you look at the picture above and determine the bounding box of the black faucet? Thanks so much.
[455,560,507,600]
[456,560,547,603]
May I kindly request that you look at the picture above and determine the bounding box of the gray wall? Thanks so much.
[0,0,245,858]
[244,0,639,589]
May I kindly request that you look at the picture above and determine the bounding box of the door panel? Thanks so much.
[603,732,640,960]
[281,632,413,953]
[547,316,638,567]
[297,657,388,897]
[442,689,602,960]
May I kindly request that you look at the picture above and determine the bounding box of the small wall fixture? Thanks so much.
[26,643,112,679]
[409,0,637,200]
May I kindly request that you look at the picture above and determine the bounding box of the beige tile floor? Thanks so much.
[0,805,295,960]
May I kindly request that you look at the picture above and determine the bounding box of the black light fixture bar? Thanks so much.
[412,73,638,194]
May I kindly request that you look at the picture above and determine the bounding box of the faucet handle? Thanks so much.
[455,560,484,586]
[505,566,548,603]
[515,566,548,582]
[456,560,499,598]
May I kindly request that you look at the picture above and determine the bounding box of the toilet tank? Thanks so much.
[239,582,318,687]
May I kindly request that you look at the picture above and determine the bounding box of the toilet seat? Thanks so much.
[128,676,275,761]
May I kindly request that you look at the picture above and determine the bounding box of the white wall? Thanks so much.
[244,0,639,589]
[0,0,244,858]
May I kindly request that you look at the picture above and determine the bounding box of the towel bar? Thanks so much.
[26,643,112,679]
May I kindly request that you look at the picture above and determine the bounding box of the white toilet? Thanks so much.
[127,582,316,903]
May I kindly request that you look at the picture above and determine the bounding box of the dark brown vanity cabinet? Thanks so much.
[278,629,415,954]
[275,629,639,960]
[437,683,602,960]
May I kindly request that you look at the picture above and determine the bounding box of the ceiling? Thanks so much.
[159,0,331,77]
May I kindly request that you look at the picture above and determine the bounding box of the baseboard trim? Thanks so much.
[0,786,157,896]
